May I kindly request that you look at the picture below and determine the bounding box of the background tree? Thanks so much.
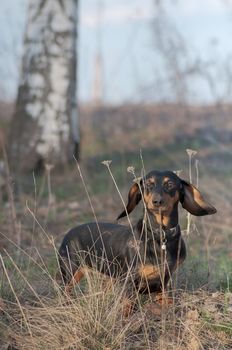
[9,0,79,173]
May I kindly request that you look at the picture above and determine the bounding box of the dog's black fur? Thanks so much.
[59,170,216,295]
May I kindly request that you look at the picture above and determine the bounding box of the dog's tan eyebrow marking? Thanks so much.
[163,177,171,183]
[147,177,156,183]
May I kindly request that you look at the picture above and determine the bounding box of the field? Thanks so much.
[0,103,232,349]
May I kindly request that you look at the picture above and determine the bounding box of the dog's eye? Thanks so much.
[164,181,174,190]
[145,182,154,191]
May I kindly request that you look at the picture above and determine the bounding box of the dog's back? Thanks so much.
[58,222,133,283]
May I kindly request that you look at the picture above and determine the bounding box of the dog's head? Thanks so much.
[117,170,216,220]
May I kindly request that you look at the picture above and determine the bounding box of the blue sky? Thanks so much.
[0,0,232,104]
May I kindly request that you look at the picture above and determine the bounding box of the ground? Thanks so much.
[0,103,232,349]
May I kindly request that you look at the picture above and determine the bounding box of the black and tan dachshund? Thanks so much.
[58,170,216,302]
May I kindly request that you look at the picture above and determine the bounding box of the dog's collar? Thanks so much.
[149,224,180,251]
[150,224,180,239]
[141,219,181,244]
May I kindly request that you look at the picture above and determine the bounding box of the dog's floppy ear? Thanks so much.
[180,180,217,216]
[117,182,142,220]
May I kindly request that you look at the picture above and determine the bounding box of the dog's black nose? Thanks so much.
[152,197,163,206]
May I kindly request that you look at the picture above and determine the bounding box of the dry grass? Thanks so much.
[0,255,232,350]
[0,148,232,349]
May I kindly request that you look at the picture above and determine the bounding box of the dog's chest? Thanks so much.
[137,238,181,276]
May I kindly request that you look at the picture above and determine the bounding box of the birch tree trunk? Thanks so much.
[10,0,79,172]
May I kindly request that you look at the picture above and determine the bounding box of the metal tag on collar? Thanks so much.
[161,229,167,250]
[161,239,167,250]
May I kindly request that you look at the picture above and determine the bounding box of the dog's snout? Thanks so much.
[152,195,163,207]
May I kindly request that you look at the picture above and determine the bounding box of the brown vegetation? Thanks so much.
[0,103,232,349]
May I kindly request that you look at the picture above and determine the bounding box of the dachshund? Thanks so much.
[58,170,216,303]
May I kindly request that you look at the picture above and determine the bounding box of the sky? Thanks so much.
[0,0,232,104]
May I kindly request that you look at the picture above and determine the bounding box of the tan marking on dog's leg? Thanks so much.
[138,264,160,280]
[65,268,85,295]
[154,292,173,305]
[145,292,173,316]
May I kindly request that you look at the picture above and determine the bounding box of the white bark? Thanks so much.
[10,0,79,170]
